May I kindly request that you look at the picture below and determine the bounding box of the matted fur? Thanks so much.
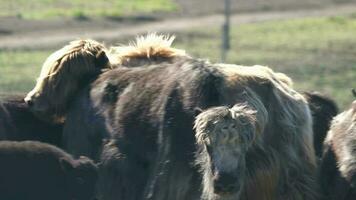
[25,39,111,122]
[109,33,187,67]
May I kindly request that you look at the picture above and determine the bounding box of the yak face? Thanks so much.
[195,104,260,199]
[24,39,110,123]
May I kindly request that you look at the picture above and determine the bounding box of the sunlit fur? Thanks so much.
[109,33,187,67]
[25,39,111,122]
[324,100,356,183]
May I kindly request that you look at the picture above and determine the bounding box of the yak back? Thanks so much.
[92,57,222,151]
[0,141,74,200]
[0,95,63,146]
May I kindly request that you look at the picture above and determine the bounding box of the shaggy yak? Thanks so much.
[26,34,318,200]
[0,95,62,146]
[302,92,339,158]
[320,92,356,200]
[0,141,98,200]
[24,38,112,123]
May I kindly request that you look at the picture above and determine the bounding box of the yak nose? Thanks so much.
[213,172,239,195]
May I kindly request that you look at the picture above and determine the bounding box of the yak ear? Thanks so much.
[352,88,356,98]
[95,50,109,69]
[60,157,75,171]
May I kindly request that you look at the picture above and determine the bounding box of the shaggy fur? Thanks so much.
[0,141,98,200]
[302,91,339,159]
[320,99,356,200]
[200,64,317,200]
[37,35,318,200]
[195,103,268,200]
[25,39,111,123]
[109,33,187,67]
[64,59,317,200]
[0,95,62,146]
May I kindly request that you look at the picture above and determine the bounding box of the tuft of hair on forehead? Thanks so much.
[229,104,257,122]
[194,107,230,145]
[109,33,187,65]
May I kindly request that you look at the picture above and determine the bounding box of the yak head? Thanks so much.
[194,103,267,200]
[24,39,111,123]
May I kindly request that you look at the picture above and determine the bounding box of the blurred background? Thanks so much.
[0,0,355,108]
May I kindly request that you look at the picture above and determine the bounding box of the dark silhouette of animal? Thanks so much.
[0,95,62,146]
[319,94,356,200]
[0,141,98,200]
[25,34,319,200]
[302,91,339,158]
[92,60,317,200]
[24,39,111,123]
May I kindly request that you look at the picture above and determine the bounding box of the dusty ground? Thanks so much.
[1,1,356,50]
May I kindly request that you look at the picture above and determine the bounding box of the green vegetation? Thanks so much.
[0,50,48,96]
[0,0,177,19]
[0,15,355,108]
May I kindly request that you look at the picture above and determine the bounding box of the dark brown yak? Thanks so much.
[0,95,62,146]
[302,91,339,158]
[0,141,98,200]
[320,92,356,200]
[26,34,318,200]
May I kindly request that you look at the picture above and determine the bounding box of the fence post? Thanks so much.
[221,0,231,62]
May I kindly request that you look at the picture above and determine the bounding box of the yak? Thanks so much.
[302,91,339,159]
[26,34,318,200]
[1,39,110,146]
[25,39,111,123]
[94,60,317,200]
[320,92,356,200]
[0,141,98,200]
[0,95,62,146]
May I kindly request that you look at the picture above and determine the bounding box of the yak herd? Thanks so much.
[0,33,355,200]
